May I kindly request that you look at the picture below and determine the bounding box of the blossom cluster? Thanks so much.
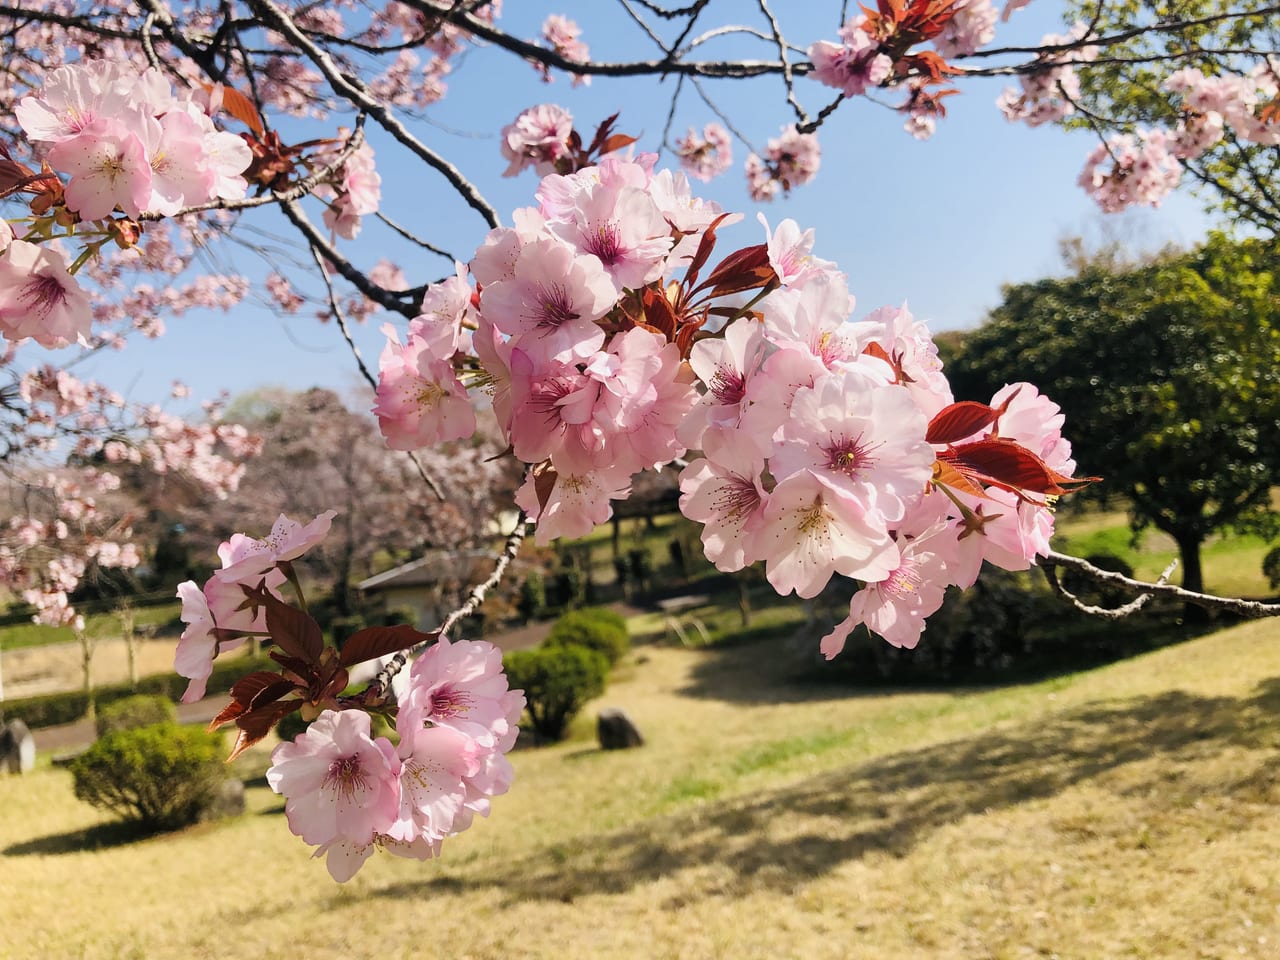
[374,157,1086,655]
[1,61,252,348]
[175,510,524,882]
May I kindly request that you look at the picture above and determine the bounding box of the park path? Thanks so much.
[25,606,647,757]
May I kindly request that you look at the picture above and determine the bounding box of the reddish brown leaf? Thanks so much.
[925,401,999,445]
[205,82,265,137]
[207,698,247,732]
[255,588,324,667]
[532,460,558,515]
[227,700,302,762]
[694,244,776,298]
[640,286,678,341]
[940,439,1097,497]
[584,112,621,156]
[340,625,437,667]
[682,212,734,290]
[930,458,988,499]
[599,134,637,155]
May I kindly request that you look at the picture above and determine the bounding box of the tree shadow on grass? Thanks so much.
[373,677,1280,904]
[3,818,158,856]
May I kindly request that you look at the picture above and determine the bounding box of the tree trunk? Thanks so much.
[78,630,97,722]
[120,603,138,691]
[1173,530,1208,623]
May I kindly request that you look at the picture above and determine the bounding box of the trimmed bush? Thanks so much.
[70,722,226,832]
[544,607,630,666]
[95,694,177,738]
[503,644,608,743]
[1263,545,1280,591]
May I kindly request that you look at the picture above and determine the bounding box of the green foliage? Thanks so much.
[827,570,1193,684]
[382,606,417,627]
[3,652,274,729]
[947,235,1280,593]
[518,570,547,621]
[1061,0,1280,234]
[544,607,631,665]
[503,644,609,742]
[1263,546,1280,591]
[275,709,311,744]
[94,695,177,738]
[70,722,226,832]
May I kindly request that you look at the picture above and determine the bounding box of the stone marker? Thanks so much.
[597,707,644,750]
[0,719,35,774]
[202,778,247,821]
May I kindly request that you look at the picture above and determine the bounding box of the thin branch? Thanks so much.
[365,516,527,698]
[374,212,459,263]
[1042,551,1280,619]
[756,0,809,125]
[248,0,501,230]
[279,198,417,316]
[138,115,370,222]
[1042,557,1177,620]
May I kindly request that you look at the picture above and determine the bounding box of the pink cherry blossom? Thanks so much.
[267,709,402,881]
[48,118,152,221]
[756,470,899,599]
[500,104,574,177]
[398,637,526,748]
[374,322,476,450]
[0,241,93,348]
[675,123,733,182]
[808,17,893,98]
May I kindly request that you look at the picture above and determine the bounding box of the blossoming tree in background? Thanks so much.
[1,0,1278,880]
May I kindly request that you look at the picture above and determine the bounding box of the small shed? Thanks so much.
[356,549,502,629]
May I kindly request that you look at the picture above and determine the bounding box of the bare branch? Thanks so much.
[366,516,528,699]
[1042,551,1280,619]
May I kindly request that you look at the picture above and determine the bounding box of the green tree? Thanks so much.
[947,234,1280,599]
[1062,0,1280,235]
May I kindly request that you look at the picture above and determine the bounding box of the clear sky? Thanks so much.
[67,1,1218,415]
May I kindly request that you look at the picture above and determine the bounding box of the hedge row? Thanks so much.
[1,651,275,730]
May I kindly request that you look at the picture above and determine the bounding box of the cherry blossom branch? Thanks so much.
[374,212,458,263]
[247,0,501,230]
[756,0,809,125]
[278,197,418,316]
[365,515,528,700]
[137,115,370,222]
[306,240,447,504]
[1042,551,1280,619]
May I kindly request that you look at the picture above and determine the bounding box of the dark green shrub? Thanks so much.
[1263,546,1280,591]
[70,722,226,831]
[503,644,608,742]
[3,652,275,730]
[95,694,176,738]
[544,607,630,666]
[518,571,547,621]
[275,709,311,744]
[382,606,418,627]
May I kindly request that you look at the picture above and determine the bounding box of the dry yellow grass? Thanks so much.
[3,618,1280,959]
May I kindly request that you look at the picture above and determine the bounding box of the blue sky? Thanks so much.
[68,1,1217,413]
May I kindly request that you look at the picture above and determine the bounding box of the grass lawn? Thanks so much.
[3,616,1280,959]
[0,601,182,653]
[1054,509,1274,599]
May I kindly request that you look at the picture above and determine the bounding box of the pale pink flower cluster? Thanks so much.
[16,61,251,220]
[675,123,733,182]
[933,0,999,58]
[540,15,590,87]
[500,104,575,177]
[0,240,92,348]
[370,163,1080,655]
[807,16,893,98]
[174,510,337,702]
[745,125,822,201]
[1164,66,1280,154]
[268,637,523,881]
[318,141,382,241]
[1077,128,1182,213]
[997,27,1095,127]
